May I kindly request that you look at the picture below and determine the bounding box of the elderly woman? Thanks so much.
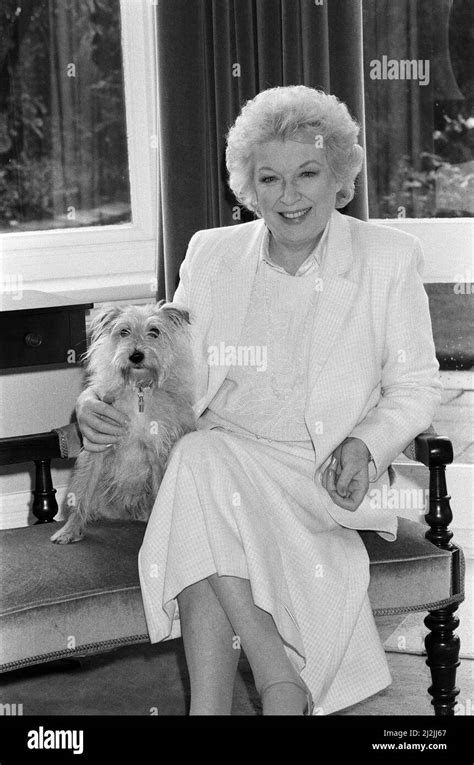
[76,86,441,715]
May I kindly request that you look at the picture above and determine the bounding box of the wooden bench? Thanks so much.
[0,426,465,715]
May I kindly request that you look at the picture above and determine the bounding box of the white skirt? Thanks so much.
[138,427,391,714]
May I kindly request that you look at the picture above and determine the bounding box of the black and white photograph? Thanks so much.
[0,0,472,759]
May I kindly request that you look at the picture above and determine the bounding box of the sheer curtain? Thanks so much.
[155,0,368,300]
[48,1,96,223]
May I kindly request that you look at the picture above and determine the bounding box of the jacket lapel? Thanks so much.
[198,221,265,414]
[306,212,358,411]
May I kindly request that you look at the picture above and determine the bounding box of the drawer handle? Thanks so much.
[24,332,43,348]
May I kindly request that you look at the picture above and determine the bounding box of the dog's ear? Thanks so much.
[159,304,191,327]
[88,304,123,342]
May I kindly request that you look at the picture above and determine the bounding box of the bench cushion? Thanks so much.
[0,518,462,672]
[0,522,156,673]
[360,518,463,614]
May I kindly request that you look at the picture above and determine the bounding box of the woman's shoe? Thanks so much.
[260,679,314,716]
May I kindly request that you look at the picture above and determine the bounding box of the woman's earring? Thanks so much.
[336,189,350,208]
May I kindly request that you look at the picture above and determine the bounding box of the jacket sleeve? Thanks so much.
[349,239,442,480]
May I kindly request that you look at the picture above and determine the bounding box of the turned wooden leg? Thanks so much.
[424,604,461,716]
[32,458,58,523]
[415,434,462,715]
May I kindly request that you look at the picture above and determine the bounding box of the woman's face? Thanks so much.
[252,139,342,253]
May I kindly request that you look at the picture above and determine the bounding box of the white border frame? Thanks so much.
[0,0,158,302]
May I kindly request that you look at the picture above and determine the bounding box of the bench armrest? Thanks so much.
[0,426,80,524]
[408,432,457,555]
[52,423,82,459]
[414,432,454,468]
[0,431,62,465]
[0,425,456,537]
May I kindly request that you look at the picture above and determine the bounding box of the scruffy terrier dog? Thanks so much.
[51,302,195,544]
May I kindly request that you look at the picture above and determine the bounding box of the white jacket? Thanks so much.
[171,209,442,539]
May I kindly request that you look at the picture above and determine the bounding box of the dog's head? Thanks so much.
[86,302,191,387]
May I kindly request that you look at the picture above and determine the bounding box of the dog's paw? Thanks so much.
[50,528,84,544]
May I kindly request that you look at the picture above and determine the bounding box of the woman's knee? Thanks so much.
[171,429,222,465]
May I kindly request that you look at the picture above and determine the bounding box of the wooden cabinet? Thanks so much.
[0,291,93,370]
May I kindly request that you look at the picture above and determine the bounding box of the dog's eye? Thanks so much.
[147,328,161,338]
[120,329,131,337]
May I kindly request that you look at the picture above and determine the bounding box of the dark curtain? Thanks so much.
[156,0,367,300]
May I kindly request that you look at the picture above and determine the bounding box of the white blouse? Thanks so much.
[200,223,330,444]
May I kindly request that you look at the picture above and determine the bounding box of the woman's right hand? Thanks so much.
[76,388,129,452]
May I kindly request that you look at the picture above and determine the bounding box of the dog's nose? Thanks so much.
[129,351,144,364]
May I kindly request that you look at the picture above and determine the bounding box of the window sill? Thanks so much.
[369,217,473,283]
[27,273,158,306]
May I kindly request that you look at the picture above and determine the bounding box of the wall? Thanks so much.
[0,364,84,528]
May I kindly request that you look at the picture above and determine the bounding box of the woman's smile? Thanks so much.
[278,206,312,222]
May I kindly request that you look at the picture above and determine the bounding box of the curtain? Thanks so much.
[46,0,130,226]
[155,0,367,300]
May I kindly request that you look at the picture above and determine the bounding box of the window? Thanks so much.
[362,0,473,289]
[0,0,157,302]
[363,0,473,221]
[0,0,131,233]
[362,0,473,371]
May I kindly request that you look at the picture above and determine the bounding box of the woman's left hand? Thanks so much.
[321,437,371,512]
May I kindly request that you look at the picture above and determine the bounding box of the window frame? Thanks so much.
[0,0,158,303]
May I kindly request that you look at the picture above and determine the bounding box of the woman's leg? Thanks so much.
[207,574,308,715]
[177,578,241,715]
